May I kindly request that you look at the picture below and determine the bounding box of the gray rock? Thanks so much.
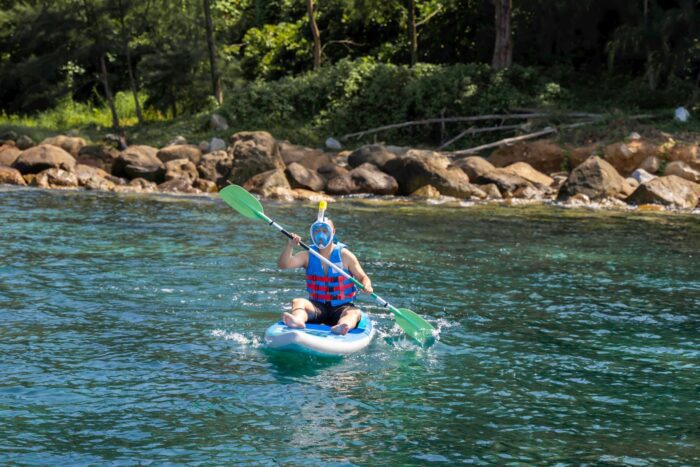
[209,137,226,152]
[631,168,656,184]
[325,137,342,150]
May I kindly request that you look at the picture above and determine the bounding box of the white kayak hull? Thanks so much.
[264,312,374,356]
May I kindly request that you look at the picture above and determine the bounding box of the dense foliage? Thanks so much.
[1,0,699,134]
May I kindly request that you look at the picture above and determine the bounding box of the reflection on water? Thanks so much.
[0,188,698,464]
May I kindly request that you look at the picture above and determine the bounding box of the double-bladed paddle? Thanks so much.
[219,184,435,347]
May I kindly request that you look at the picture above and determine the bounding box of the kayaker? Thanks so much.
[277,209,373,336]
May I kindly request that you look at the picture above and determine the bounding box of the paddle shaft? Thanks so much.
[254,210,399,314]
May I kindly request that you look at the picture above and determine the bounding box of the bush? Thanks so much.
[221,59,570,146]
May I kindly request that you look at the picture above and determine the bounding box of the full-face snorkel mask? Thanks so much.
[309,201,334,249]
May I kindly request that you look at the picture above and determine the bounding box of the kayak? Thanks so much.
[264,312,374,356]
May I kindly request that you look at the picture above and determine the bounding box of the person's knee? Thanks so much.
[342,308,361,322]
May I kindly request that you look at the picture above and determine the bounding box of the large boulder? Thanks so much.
[40,135,86,157]
[0,166,26,185]
[664,161,700,183]
[626,175,700,209]
[502,162,553,187]
[327,163,398,195]
[383,150,483,198]
[451,156,495,181]
[77,144,119,172]
[285,162,325,192]
[157,144,202,164]
[489,140,567,174]
[227,131,285,185]
[12,144,76,174]
[197,150,233,187]
[164,158,198,181]
[602,140,660,177]
[112,145,164,182]
[347,144,397,169]
[0,143,21,166]
[557,156,625,201]
[242,168,291,198]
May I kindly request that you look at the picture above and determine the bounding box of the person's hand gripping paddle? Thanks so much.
[219,184,436,347]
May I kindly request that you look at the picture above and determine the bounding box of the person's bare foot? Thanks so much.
[282,312,305,329]
[331,323,350,335]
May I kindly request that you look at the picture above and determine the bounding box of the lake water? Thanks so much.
[1,187,698,464]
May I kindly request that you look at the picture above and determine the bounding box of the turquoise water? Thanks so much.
[1,187,698,465]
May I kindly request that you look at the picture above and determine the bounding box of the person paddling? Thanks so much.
[277,202,373,335]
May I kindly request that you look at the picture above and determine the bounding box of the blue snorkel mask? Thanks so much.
[310,201,334,249]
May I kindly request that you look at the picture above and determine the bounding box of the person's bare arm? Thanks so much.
[342,249,373,294]
[277,234,309,269]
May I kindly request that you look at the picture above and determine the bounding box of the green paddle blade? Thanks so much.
[219,185,266,221]
[393,307,436,347]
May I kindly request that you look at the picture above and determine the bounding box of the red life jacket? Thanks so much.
[306,243,356,306]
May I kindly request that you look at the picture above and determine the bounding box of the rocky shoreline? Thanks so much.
[1,130,699,211]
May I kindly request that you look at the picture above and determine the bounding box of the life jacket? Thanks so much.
[306,243,356,306]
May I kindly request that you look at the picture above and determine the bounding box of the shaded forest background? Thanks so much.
[1,0,699,147]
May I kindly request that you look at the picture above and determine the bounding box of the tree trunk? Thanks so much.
[117,0,144,125]
[306,0,322,70]
[203,0,223,104]
[491,0,513,71]
[99,54,120,131]
[408,0,417,67]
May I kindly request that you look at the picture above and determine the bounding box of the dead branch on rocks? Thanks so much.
[437,124,525,150]
[450,119,602,156]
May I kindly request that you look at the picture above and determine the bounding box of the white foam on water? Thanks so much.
[210,329,261,347]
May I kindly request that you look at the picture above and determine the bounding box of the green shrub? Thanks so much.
[221,59,570,146]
